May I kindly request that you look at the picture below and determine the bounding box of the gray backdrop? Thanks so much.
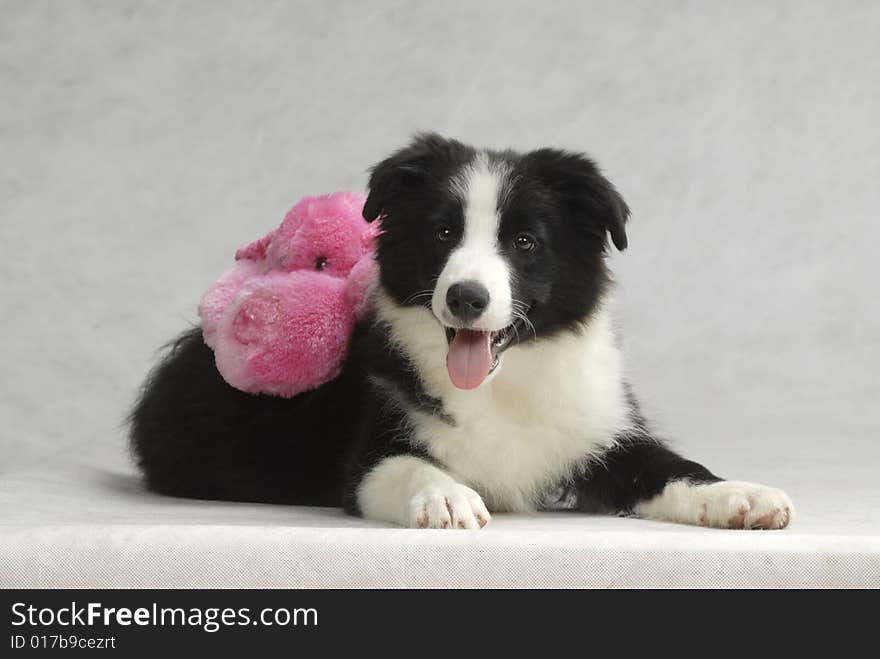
[2,1,878,504]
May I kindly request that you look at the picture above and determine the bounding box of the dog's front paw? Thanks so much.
[408,483,491,529]
[637,480,795,530]
[696,481,794,529]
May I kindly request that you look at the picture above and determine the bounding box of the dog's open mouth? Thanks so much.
[444,319,527,390]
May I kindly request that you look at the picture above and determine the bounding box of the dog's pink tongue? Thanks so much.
[447,329,493,390]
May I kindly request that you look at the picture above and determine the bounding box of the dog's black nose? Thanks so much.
[446,280,490,322]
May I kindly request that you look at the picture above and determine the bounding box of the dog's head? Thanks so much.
[364,133,629,390]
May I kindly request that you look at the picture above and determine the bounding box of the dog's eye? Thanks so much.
[435,225,453,243]
[315,256,328,270]
[513,232,537,252]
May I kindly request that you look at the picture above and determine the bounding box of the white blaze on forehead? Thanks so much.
[432,154,513,330]
[452,155,505,241]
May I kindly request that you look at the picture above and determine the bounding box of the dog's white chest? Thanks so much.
[410,315,629,511]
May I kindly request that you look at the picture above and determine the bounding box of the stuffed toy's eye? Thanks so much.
[514,232,537,252]
[435,225,453,243]
[315,256,328,270]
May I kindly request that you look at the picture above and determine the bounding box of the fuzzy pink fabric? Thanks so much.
[198,191,379,397]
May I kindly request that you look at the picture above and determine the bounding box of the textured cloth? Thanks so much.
[1,449,878,588]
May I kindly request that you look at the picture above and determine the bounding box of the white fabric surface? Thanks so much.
[2,445,878,588]
[2,2,879,588]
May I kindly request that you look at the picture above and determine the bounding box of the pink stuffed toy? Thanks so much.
[199,191,379,397]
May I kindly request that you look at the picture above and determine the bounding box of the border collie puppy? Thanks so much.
[130,133,794,530]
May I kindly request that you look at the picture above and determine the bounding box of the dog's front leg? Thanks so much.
[576,438,795,530]
[355,455,491,529]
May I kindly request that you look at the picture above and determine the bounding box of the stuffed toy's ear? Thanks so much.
[522,148,630,251]
[361,219,385,247]
[234,230,276,261]
[363,132,475,222]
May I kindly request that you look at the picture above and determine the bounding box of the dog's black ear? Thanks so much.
[598,182,629,251]
[525,149,630,251]
[363,133,472,222]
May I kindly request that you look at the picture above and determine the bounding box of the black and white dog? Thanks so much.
[130,133,794,530]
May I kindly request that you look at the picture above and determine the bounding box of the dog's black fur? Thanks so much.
[130,134,727,525]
